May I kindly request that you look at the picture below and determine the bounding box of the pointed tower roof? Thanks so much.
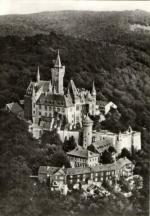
[49,81,52,93]
[83,114,93,125]
[92,81,96,95]
[54,50,62,68]
[37,66,40,82]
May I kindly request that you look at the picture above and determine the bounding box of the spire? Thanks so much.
[37,66,40,82]
[91,81,96,96]
[54,50,62,68]
[49,81,52,93]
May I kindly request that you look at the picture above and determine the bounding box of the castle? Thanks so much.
[24,51,100,135]
[24,51,141,165]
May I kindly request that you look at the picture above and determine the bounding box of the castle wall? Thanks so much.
[132,132,141,151]
[94,131,117,147]
[116,133,132,154]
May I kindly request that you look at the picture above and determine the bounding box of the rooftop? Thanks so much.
[38,158,132,176]
[67,147,99,159]
[6,102,24,115]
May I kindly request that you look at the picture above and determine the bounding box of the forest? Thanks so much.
[0,10,149,216]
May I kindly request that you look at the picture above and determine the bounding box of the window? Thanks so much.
[59,176,64,180]
[76,105,79,111]
[95,178,98,182]
[95,173,98,177]
[76,116,79,121]
[39,111,41,115]
[70,175,73,179]
[39,105,41,110]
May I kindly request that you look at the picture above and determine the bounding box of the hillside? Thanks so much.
[0,10,150,40]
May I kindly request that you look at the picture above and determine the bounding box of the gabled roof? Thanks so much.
[67,147,99,159]
[68,80,78,96]
[26,81,50,96]
[38,166,61,175]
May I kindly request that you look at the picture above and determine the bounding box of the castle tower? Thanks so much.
[82,114,93,149]
[51,50,65,95]
[37,66,40,83]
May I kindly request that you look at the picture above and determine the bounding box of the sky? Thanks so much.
[0,0,150,15]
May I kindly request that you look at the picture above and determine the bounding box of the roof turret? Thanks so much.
[37,66,40,82]
[91,81,96,96]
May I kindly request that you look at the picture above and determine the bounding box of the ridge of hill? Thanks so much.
[0,10,150,40]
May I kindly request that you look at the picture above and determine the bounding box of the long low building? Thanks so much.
[38,158,134,189]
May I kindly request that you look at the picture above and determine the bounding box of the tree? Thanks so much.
[100,150,114,164]
[118,148,132,160]
[41,130,62,146]
[63,136,77,152]
[49,151,71,168]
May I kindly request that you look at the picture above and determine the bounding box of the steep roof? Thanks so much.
[37,93,73,107]
[54,50,62,68]
[68,80,78,96]
[26,81,50,96]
